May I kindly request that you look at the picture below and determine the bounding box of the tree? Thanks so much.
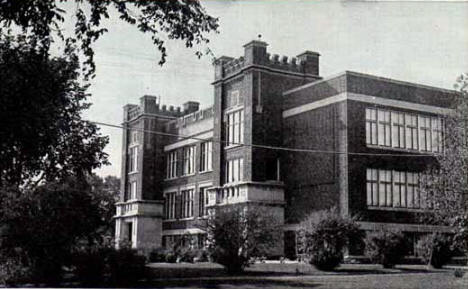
[0,0,219,78]
[0,34,112,285]
[297,207,363,271]
[419,73,468,255]
[0,178,113,285]
[0,34,108,189]
[203,205,281,274]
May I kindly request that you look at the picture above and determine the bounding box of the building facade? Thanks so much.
[114,40,457,256]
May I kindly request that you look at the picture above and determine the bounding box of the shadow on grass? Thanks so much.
[145,278,320,288]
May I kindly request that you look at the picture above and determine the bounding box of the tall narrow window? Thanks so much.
[392,171,406,207]
[225,109,244,146]
[183,146,195,175]
[377,110,391,146]
[405,114,418,150]
[431,117,443,152]
[181,189,194,218]
[165,192,176,219]
[166,151,178,179]
[378,169,392,206]
[130,181,137,199]
[200,141,212,172]
[366,169,378,206]
[366,108,378,145]
[225,158,244,184]
[199,187,209,217]
[128,146,138,173]
[408,173,420,208]
[419,116,432,151]
[391,112,405,148]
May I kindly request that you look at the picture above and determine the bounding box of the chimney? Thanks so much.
[183,101,200,114]
[297,51,320,76]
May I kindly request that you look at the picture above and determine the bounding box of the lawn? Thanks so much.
[146,262,467,289]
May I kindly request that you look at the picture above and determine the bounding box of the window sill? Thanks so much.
[367,206,426,213]
[365,145,438,155]
[164,177,178,181]
[181,173,196,177]
[128,171,139,175]
[199,170,213,175]
[224,144,243,150]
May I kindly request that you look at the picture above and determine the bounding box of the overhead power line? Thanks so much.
[89,120,440,158]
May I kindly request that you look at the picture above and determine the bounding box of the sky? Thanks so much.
[81,0,468,177]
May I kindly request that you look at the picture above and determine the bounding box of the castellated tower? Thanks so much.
[115,95,199,252]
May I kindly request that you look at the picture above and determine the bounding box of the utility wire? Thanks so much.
[89,120,440,158]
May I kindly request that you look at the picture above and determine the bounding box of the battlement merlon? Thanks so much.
[124,95,200,122]
[213,40,321,80]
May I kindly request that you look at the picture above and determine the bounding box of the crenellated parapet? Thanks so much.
[124,95,201,122]
[165,106,214,132]
[214,40,320,80]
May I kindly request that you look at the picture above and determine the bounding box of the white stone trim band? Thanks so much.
[164,130,213,151]
[282,92,453,118]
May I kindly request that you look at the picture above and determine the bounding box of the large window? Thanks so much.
[225,109,244,146]
[225,158,244,184]
[405,114,418,150]
[164,192,176,220]
[431,118,443,152]
[129,146,138,173]
[181,189,194,218]
[419,116,432,151]
[366,168,420,209]
[391,112,405,148]
[366,108,378,145]
[166,151,178,179]
[366,107,443,153]
[377,110,391,147]
[200,141,212,172]
[183,146,196,175]
[198,187,209,217]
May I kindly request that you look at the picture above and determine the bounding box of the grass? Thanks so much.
[145,262,467,289]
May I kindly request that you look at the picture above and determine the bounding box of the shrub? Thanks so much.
[177,247,197,263]
[205,205,280,274]
[107,247,147,286]
[0,254,31,286]
[297,208,363,271]
[149,247,170,263]
[72,248,108,286]
[416,233,453,268]
[194,248,210,262]
[365,229,407,268]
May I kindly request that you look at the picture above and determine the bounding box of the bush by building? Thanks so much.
[416,233,453,268]
[205,205,281,274]
[297,207,363,271]
[365,229,408,268]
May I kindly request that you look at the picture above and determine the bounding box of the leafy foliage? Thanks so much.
[416,233,453,268]
[365,229,408,268]
[0,0,219,78]
[72,245,147,287]
[419,73,468,254]
[0,34,108,188]
[204,205,281,274]
[297,208,363,271]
